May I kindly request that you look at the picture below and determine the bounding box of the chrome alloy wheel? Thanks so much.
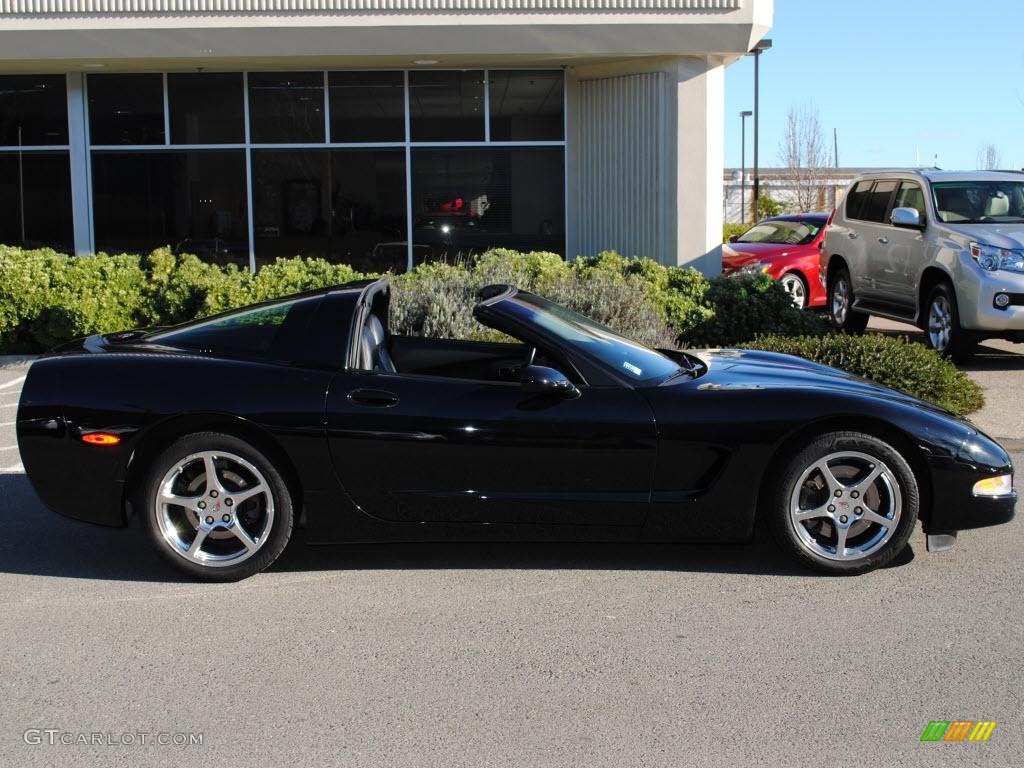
[831,275,850,325]
[928,294,953,353]
[780,273,807,309]
[788,451,902,562]
[155,450,274,567]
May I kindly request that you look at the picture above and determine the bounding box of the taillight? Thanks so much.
[81,433,121,446]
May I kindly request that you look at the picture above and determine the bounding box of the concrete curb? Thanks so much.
[0,356,37,369]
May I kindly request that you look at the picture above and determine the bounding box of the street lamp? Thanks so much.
[750,38,772,223]
[739,110,752,224]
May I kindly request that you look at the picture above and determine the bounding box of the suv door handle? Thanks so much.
[878,237,890,244]
[347,388,400,407]
[847,232,859,240]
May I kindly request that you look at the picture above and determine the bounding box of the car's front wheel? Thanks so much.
[768,432,919,575]
[779,272,808,310]
[140,432,294,581]
[924,282,976,362]
[829,267,869,332]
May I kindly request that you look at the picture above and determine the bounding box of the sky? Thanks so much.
[723,0,1024,171]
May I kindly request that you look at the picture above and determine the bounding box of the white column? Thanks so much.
[66,73,93,257]
[567,55,724,274]
[671,56,724,275]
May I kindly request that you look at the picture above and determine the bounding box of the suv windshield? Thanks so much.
[736,218,824,245]
[932,181,1024,224]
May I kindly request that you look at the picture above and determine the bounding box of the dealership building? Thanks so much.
[0,0,771,274]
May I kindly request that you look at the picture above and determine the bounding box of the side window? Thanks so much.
[845,180,872,220]
[894,181,925,214]
[859,180,898,223]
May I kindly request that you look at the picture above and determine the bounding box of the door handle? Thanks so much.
[878,237,890,244]
[347,388,400,407]
[847,232,859,240]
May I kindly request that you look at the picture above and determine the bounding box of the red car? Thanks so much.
[722,213,829,309]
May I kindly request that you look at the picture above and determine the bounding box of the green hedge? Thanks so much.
[742,334,984,415]
[0,244,982,414]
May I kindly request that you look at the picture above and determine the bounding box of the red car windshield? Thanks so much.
[737,219,824,246]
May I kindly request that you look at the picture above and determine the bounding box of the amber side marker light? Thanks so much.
[81,433,121,446]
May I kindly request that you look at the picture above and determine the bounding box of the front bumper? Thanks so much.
[956,258,1024,332]
[924,431,1016,533]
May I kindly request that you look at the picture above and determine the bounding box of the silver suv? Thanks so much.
[822,170,1024,360]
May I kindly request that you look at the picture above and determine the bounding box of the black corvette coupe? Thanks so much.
[17,278,1016,580]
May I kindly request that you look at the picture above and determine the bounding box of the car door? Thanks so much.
[325,370,657,527]
[881,180,928,305]
[860,179,900,298]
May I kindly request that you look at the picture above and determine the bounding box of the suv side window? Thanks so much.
[893,181,925,214]
[859,180,898,223]
[845,180,872,220]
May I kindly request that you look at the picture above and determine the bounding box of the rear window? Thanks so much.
[148,296,318,361]
[844,180,873,220]
[859,180,898,223]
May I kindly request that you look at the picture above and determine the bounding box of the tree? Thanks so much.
[778,105,829,212]
[977,143,1002,170]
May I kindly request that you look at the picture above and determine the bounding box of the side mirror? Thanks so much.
[890,207,924,229]
[520,365,580,399]
[728,235,740,243]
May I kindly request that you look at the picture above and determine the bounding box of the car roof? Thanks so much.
[850,169,1024,184]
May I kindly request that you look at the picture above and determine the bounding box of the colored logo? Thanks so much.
[920,721,996,742]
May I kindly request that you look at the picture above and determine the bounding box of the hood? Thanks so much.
[684,348,961,419]
[943,222,1024,250]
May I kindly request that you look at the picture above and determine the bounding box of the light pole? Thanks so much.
[740,110,752,225]
[750,38,772,223]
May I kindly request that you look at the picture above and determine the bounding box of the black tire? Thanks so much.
[923,282,976,363]
[767,431,919,575]
[829,267,869,333]
[139,432,294,581]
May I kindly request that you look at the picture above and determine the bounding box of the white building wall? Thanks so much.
[568,55,725,272]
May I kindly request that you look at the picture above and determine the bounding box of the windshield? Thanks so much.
[508,293,682,385]
[932,181,1024,224]
[736,218,824,245]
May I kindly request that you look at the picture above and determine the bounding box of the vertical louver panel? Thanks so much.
[576,71,665,261]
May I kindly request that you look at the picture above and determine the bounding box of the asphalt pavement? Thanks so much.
[0,362,1021,768]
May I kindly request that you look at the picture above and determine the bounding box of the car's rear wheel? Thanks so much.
[140,432,294,581]
[829,267,869,332]
[768,432,918,575]
[924,282,976,362]
[780,272,808,310]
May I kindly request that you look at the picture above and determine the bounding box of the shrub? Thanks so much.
[681,273,826,347]
[723,222,747,243]
[742,333,984,415]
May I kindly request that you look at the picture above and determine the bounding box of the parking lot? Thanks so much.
[1,361,1021,767]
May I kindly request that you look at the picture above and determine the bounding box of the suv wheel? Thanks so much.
[924,283,975,362]
[829,267,869,333]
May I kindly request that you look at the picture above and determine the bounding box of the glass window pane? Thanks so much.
[248,72,325,144]
[861,180,898,223]
[411,148,564,263]
[88,74,165,145]
[409,71,484,142]
[92,151,249,265]
[252,149,407,272]
[0,151,73,251]
[168,72,244,144]
[488,70,564,141]
[0,75,68,146]
[329,71,405,143]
